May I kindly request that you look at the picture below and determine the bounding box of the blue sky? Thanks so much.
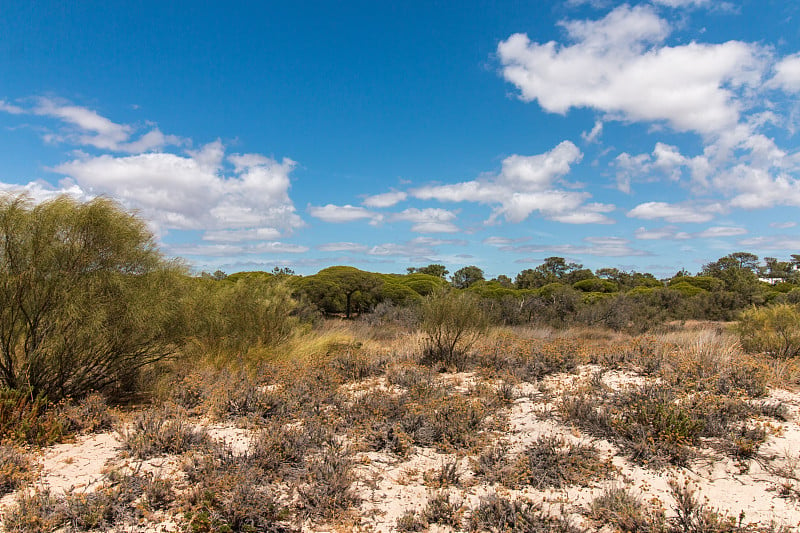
[2,0,800,278]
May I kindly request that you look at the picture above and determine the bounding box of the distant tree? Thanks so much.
[491,275,514,288]
[702,252,763,304]
[407,264,449,279]
[199,270,227,280]
[451,265,484,289]
[313,266,383,318]
[515,257,582,289]
[564,268,594,285]
[271,266,296,276]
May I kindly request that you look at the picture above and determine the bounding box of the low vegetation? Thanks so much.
[1,194,800,531]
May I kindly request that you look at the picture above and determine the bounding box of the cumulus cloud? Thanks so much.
[768,53,800,93]
[634,226,691,240]
[169,241,309,257]
[52,141,303,238]
[307,204,381,224]
[316,242,370,253]
[0,99,24,114]
[31,97,183,153]
[362,190,407,208]
[202,227,282,242]
[650,0,710,8]
[581,120,603,143]
[627,201,723,223]
[412,141,608,223]
[390,208,459,233]
[0,97,184,153]
[771,221,797,229]
[498,5,765,136]
[739,235,800,250]
[510,236,649,258]
[694,226,747,238]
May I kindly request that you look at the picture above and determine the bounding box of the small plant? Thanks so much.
[396,509,427,531]
[3,488,63,533]
[423,459,461,488]
[507,435,612,489]
[472,442,510,483]
[297,443,360,520]
[0,388,65,445]
[120,404,209,459]
[0,444,35,496]
[56,392,116,434]
[589,487,661,532]
[467,493,585,532]
[248,420,308,476]
[421,491,462,527]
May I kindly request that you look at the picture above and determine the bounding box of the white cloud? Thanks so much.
[169,241,309,257]
[510,236,648,257]
[634,226,691,240]
[202,227,282,242]
[54,141,303,235]
[412,141,602,223]
[581,120,603,143]
[362,190,407,208]
[771,221,797,229]
[694,226,747,238]
[497,5,765,136]
[5,97,184,153]
[739,236,800,250]
[0,178,88,204]
[549,203,615,224]
[650,0,709,7]
[316,242,369,253]
[768,53,800,93]
[391,208,459,233]
[627,201,722,223]
[0,100,24,114]
[307,204,381,224]
[409,236,467,247]
[366,242,435,258]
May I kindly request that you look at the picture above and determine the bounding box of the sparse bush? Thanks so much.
[507,435,612,489]
[248,420,308,475]
[420,288,488,369]
[120,404,209,459]
[589,487,662,532]
[421,491,462,527]
[182,458,291,533]
[396,509,428,531]
[467,493,585,532]
[386,362,436,389]
[3,488,63,533]
[0,444,34,496]
[423,459,460,488]
[55,392,116,434]
[297,443,360,520]
[737,304,800,358]
[0,388,64,445]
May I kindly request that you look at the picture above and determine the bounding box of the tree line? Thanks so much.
[1,193,797,402]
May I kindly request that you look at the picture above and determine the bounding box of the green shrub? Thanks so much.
[737,304,800,358]
[420,288,488,368]
[0,194,186,401]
